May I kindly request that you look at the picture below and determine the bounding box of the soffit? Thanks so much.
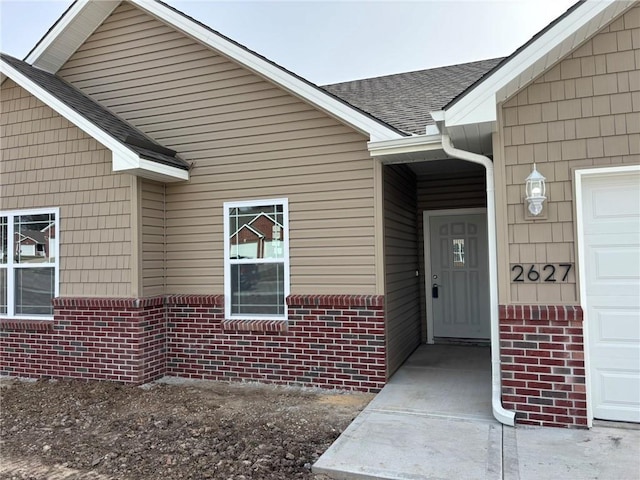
[496,0,635,105]
[27,0,120,73]
[444,0,636,129]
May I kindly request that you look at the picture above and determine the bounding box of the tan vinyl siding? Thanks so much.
[58,2,376,295]
[498,4,640,304]
[384,165,420,376]
[141,179,165,296]
[0,80,133,297]
[416,164,486,336]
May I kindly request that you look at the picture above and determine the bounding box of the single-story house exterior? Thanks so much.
[1,0,638,429]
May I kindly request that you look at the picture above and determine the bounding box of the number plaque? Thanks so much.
[510,264,573,283]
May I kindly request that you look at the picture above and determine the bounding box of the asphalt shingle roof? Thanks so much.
[1,53,189,171]
[4,48,503,154]
[322,58,504,135]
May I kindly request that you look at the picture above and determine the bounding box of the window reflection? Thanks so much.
[14,213,56,264]
[229,206,284,260]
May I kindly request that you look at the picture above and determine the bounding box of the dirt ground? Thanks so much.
[0,378,374,480]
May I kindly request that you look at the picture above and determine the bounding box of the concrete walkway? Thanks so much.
[313,344,640,480]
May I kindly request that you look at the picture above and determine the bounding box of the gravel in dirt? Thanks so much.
[0,378,373,480]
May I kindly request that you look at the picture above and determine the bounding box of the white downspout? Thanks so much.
[441,134,516,427]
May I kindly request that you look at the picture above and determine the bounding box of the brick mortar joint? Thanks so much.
[52,294,385,310]
[499,304,583,321]
[0,319,54,331]
[53,296,165,309]
[287,294,384,308]
[221,319,288,333]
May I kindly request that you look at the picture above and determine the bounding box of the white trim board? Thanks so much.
[423,208,487,344]
[574,164,640,427]
[223,198,290,321]
[26,0,404,142]
[442,0,634,129]
[0,59,189,183]
[0,207,60,321]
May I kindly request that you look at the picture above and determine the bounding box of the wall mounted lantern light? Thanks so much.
[525,163,546,216]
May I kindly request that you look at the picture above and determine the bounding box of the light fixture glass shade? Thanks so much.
[525,164,546,216]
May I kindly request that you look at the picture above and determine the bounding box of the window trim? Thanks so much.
[223,198,290,320]
[0,207,60,320]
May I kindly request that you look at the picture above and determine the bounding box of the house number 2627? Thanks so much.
[511,264,573,283]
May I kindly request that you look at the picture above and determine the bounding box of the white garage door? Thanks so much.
[580,169,640,423]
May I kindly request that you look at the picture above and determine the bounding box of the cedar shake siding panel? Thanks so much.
[58,2,376,295]
[141,179,165,296]
[0,80,133,297]
[499,4,640,304]
[384,165,421,376]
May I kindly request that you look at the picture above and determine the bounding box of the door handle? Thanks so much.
[432,283,440,298]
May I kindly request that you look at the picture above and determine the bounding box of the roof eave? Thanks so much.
[115,158,190,182]
[25,0,404,142]
[26,0,121,73]
[1,58,189,183]
[443,0,635,129]
[367,134,445,164]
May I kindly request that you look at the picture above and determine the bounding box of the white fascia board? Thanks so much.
[368,134,442,158]
[1,60,189,183]
[25,0,402,140]
[115,161,190,182]
[1,60,138,165]
[430,110,445,123]
[132,0,402,142]
[136,158,190,182]
[445,0,624,128]
[26,0,120,73]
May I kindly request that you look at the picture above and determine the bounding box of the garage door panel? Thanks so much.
[592,308,640,344]
[584,181,640,226]
[582,169,640,423]
[592,371,640,423]
[585,246,640,295]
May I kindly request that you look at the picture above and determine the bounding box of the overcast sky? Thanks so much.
[1,0,576,85]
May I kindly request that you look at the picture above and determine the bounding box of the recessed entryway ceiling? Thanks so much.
[408,159,485,176]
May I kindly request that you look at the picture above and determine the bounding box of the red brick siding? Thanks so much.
[1,294,386,392]
[499,304,586,428]
[0,297,166,384]
[166,294,386,392]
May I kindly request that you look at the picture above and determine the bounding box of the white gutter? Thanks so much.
[441,134,516,427]
[367,134,444,165]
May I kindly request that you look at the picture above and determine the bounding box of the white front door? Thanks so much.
[425,211,490,341]
[579,168,640,423]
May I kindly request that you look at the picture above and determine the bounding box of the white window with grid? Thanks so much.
[0,208,59,319]
[223,199,289,319]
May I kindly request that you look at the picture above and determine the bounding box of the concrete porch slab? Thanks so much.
[314,344,499,479]
[504,424,640,480]
[314,344,640,480]
[313,409,502,480]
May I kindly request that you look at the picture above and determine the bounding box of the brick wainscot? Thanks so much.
[0,295,386,393]
[499,304,586,428]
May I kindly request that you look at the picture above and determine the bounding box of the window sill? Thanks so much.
[0,318,54,331]
[222,318,288,333]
